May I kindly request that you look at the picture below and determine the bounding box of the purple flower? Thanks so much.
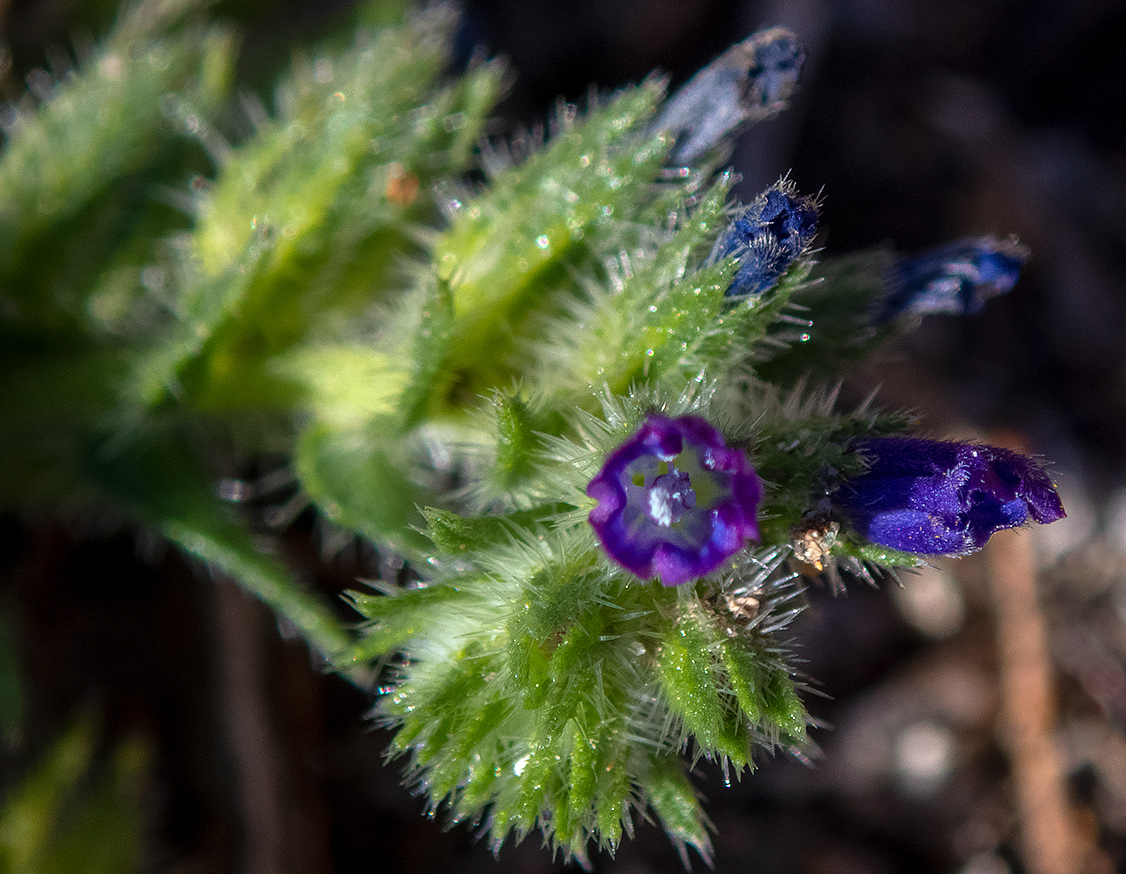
[835,437,1065,555]
[587,415,762,586]
[877,236,1028,324]
[715,182,818,297]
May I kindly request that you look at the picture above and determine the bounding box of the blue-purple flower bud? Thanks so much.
[716,183,818,297]
[655,28,805,165]
[877,236,1028,324]
[835,437,1065,555]
[587,414,762,586]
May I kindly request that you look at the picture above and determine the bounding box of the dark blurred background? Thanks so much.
[2,1,1124,872]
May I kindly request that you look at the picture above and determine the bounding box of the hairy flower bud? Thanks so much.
[715,182,818,297]
[834,437,1065,555]
[877,236,1028,323]
[655,27,805,165]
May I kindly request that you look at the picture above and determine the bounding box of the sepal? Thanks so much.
[419,82,672,410]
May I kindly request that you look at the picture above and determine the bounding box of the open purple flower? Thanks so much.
[835,437,1065,555]
[587,415,762,586]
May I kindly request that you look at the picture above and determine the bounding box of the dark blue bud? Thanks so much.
[834,437,1065,556]
[746,32,805,107]
[716,183,819,297]
[655,27,805,166]
[877,236,1028,324]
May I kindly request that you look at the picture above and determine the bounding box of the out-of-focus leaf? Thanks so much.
[0,717,148,874]
[295,419,433,558]
[81,430,363,673]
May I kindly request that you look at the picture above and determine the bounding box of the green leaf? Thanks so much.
[418,82,671,409]
[550,175,738,401]
[593,741,632,848]
[643,756,712,866]
[0,21,235,324]
[655,602,747,766]
[493,743,555,839]
[563,722,598,838]
[492,392,539,489]
[348,582,472,661]
[295,419,432,556]
[161,512,359,670]
[269,344,408,423]
[421,505,565,555]
[717,635,765,725]
[760,663,808,744]
[139,11,499,410]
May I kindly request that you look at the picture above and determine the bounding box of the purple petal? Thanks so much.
[836,437,1065,556]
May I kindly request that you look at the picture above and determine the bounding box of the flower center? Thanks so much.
[647,468,696,527]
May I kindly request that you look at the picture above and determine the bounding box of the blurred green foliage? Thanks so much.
[0,718,147,874]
